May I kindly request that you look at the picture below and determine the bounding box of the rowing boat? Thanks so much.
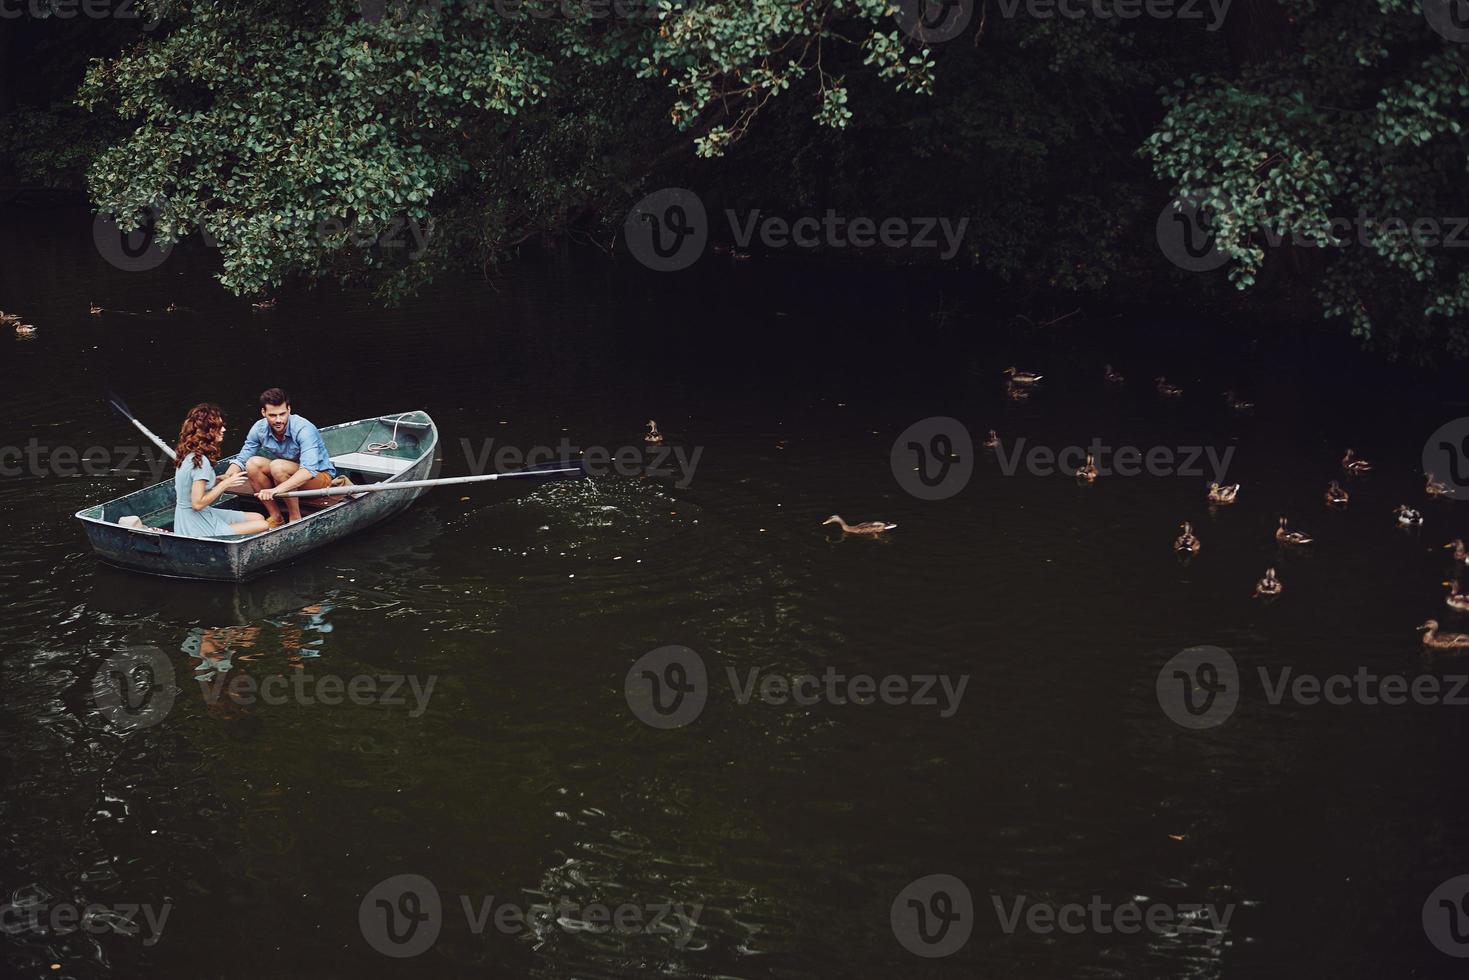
[75,411,439,582]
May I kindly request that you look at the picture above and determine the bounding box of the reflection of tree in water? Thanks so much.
[181,603,334,721]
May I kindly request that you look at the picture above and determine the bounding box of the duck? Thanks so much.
[251,298,277,311]
[1103,364,1125,385]
[823,515,896,535]
[14,323,36,338]
[1252,567,1283,598]
[1155,377,1184,398]
[1002,367,1043,385]
[88,303,102,315]
[1393,504,1423,527]
[0,311,20,324]
[1275,516,1313,545]
[1206,482,1239,505]
[1419,619,1469,651]
[644,420,663,445]
[1341,448,1372,475]
[1425,472,1451,498]
[1076,453,1098,483]
[1447,539,1469,565]
[1444,581,1469,613]
[1173,522,1201,554]
[1222,390,1254,413]
[983,429,1000,450]
[1324,480,1350,508]
[165,302,179,314]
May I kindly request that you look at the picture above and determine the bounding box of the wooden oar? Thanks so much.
[107,391,175,458]
[280,463,586,499]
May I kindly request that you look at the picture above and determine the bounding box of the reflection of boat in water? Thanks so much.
[87,506,445,625]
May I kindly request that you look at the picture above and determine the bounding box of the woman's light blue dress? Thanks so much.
[174,454,252,536]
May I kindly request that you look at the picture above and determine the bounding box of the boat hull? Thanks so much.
[75,412,438,582]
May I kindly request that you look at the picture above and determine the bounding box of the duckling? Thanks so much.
[88,303,102,315]
[1002,367,1043,385]
[1275,516,1313,545]
[1252,567,1282,599]
[1103,364,1125,385]
[1173,522,1201,554]
[1076,453,1098,483]
[1425,472,1451,498]
[1419,619,1469,651]
[1155,377,1184,398]
[1341,448,1372,475]
[1393,504,1423,527]
[14,323,36,338]
[1446,539,1469,565]
[1324,480,1349,508]
[983,429,1000,450]
[1222,390,1254,413]
[823,515,896,535]
[644,420,663,445]
[1207,482,1240,505]
[1443,581,1469,613]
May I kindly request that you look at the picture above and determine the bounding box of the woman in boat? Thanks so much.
[174,404,273,536]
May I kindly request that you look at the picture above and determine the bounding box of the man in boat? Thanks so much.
[222,388,348,527]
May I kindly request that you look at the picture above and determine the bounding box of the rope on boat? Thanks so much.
[365,412,415,454]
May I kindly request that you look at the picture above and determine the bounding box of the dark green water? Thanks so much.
[4,206,1469,978]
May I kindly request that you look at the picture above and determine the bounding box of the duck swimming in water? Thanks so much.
[1076,453,1098,483]
[1275,517,1313,545]
[1425,472,1450,498]
[983,429,1000,450]
[14,323,36,338]
[1253,567,1282,598]
[1155,377,1184,398]
[1222,390,1254,414]
[1443,581,1469,613]
[1393,505,1423,527]
[1103,364,1124,385]
[645,420,663,445]
[1173,522,1200,554]
[1207,482,1239,505]
[1341,448,1372,475]
[1002,367,1043,385]
[823,515,897,535]
[1324,480,1349,508]
[1419,619,1469,651]
[1447,539,1469,565]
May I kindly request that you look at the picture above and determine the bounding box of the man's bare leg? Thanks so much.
[268,458,304,522]
[244,456,284,522]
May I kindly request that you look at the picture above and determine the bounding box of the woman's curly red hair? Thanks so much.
[176,403,226,468]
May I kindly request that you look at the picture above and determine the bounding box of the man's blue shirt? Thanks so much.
[232,415,336,477]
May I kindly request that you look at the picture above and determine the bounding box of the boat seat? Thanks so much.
[331,451,415,477]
